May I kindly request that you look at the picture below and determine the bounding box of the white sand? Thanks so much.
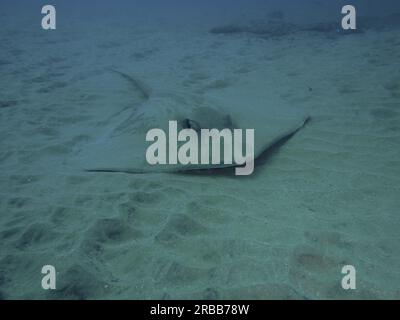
[1,10,400,299]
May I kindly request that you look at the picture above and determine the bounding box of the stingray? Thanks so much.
[76,70,309,175]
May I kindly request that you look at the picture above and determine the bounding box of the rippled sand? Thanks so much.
[1,9,400,299]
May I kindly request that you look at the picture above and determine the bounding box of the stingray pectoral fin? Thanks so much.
[85,163,236,175]
[254,115,310,159]
[85,168,157,175]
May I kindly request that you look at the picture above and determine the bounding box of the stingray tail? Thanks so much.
[109,68,151,101]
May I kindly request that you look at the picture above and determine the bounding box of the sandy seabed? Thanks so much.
[0,14,400,299]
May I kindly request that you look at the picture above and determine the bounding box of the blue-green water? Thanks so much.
[0,0,399,300]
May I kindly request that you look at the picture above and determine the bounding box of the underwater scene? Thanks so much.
[0,0,400,300]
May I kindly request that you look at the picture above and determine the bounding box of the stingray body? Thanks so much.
[77,70,309,175]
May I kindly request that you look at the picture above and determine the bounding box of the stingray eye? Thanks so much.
[182,119,201,132]
[182,119,190,129]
